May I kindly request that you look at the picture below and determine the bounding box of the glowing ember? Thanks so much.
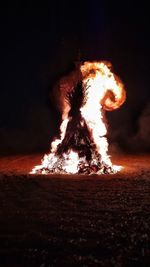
[31,61,126,175]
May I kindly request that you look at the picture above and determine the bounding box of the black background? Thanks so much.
[0,1,150,155]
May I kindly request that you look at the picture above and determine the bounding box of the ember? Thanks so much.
[31,61,126,174]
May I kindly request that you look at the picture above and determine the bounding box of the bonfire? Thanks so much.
[31,61,126,174]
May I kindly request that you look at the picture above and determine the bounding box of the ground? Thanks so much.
[0,154,150,267]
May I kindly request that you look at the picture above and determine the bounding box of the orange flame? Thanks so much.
[81,61,126,111]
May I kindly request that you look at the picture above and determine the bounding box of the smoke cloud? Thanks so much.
[128,102,150,152]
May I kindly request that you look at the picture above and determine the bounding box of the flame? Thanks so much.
[80,61,126,166]
[51,118,69,153]
[81,61,126,111]
[31,61,126,175]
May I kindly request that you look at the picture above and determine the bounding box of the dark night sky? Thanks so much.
[0,1,150,154]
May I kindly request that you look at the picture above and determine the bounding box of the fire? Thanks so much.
[31,61,126,175]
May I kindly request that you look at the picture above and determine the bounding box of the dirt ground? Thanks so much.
[0,154,150,267]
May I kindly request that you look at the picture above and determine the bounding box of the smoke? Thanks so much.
[51,62,82,119]
[128,102,150,152]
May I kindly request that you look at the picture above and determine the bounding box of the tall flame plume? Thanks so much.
[31,61,126,174]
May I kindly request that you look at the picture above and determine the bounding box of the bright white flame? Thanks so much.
[62,150,80,174]
[80,62,125,167]
[51,118,69,153]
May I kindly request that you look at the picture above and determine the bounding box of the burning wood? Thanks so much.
[31,61,126,174]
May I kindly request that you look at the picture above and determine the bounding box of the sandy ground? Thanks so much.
[0,154,150,266]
